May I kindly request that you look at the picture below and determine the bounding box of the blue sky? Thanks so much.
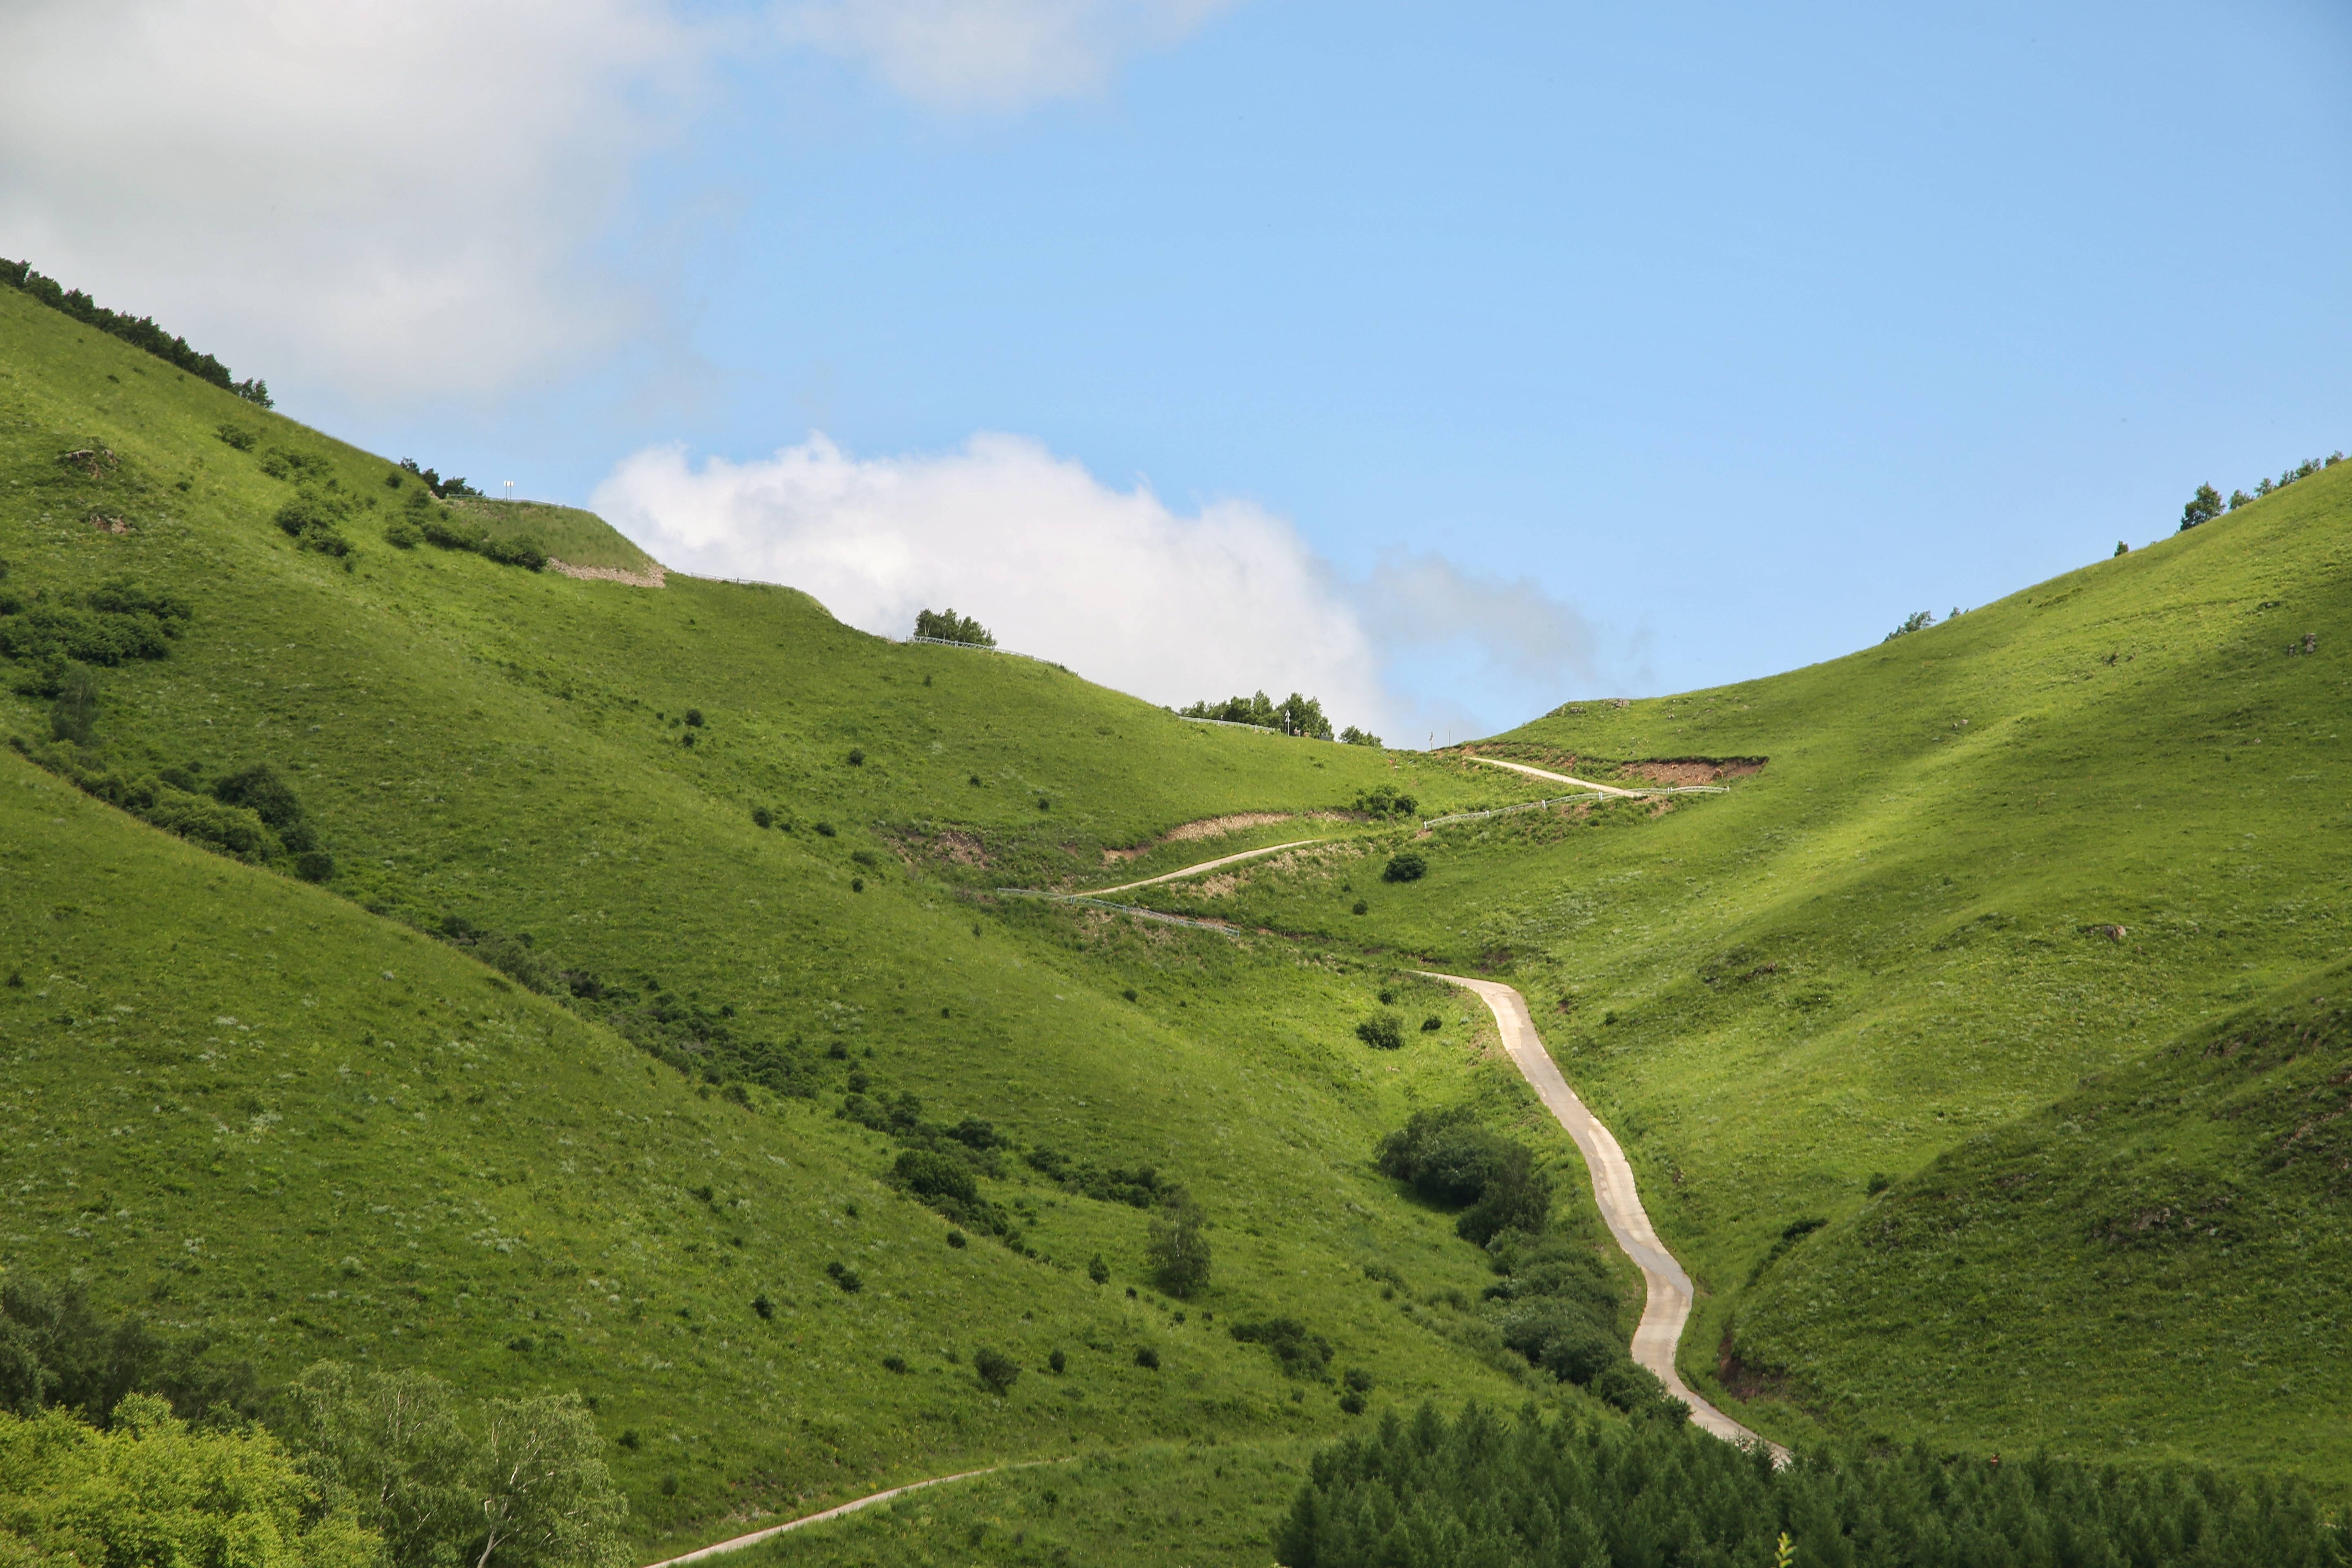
[7,0,2348,738]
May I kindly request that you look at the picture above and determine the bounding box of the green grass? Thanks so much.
[439,496,658,574]
[9,274,2352,1556]
[1187,467,2352,1478]
[0,287,1620,1561]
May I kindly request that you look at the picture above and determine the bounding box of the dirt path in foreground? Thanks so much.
[1417,970,1787,1459]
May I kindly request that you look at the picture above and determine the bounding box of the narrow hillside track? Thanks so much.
[1418,971,1788,1460]
[1087,837,1324,896]
[643,1467,1010,1567]
[1467,755,1649,797]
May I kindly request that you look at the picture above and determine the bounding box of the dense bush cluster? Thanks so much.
[1276,1401,2350,1568]
[1356,1012,1407,1051]
[1382,852,1427,883]
[913,607,995,646]
[396,458,482,499]
[2181,452,2344,528]
[1376,1107,1553,1245]
[1229,1316,1333,1377]
[1339,725,1382,747]
[0,571,190,678]
[1482,1232,1678,1418]
[1179,689,1336,739]
[1883,610,1936,642]
[0,1281,259,1427]
[2,257,268,405]
[1023,1147,1175,1208]
[18,743,334,881]
[274,494,353,557]
[1350,784,1418,819]
[393,501,546,570]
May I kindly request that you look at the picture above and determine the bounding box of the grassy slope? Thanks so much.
[0,289,1627,1558]
[1740,959,2352,1477]
[439,496,658,572]
[1145,467,2352,1476]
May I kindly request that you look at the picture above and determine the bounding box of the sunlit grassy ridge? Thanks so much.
[1152,466,2352,1477]
[0,287,1630,1561]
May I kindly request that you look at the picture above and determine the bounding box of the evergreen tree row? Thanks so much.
[1277,1402,2346,1568]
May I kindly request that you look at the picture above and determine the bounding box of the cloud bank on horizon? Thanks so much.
[593,434,1597,740]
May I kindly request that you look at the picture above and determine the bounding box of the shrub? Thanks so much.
[1229,1317,1333,1377]
[846,747,863,765]
[1381,853,1425,883]
[396,459,479,499]
[751,1294,775,1320]
[1343,1368,1372,1393]
[815,821,836,837]
[972,1347,1020,1395]
[1338,1390,1367,1414]
[1421,1015,1442,1032]
[882,1355,907,1374]
[751,806,772,828]
[684,708,704,726]
[946,1229,967,1249]
[1145,1198,1212,1298]
[1355,1013,1406,1051]
[1882,610,1936,641]
[1352,785,1418,818]
[477,535,546,571]
[1048,1350,1066,1374]
[2178,482,2225,530]
[293,851,336,883]
[1087,1255,1110,1285]
[1866,1172,1892,1195]
[1339,726,1382,747]
[383,519,421,549]
[1376,1109,1554,1242]
[893,1147,979,1206]
[1352,900,1368,915]
[215,423,258,450]
[824,1262,862,1293]
[1133,1347,1160,1370]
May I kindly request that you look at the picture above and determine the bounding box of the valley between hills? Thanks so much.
[4,278,2350,1566]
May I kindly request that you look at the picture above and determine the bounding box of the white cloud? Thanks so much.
[777,0,1237,110]
[1363,553,1599,685]
[0,0,708,398]
[592,432,1397,733]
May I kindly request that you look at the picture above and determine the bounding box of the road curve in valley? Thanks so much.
[1468,754,1649,798]
[1418,970,1787,1459]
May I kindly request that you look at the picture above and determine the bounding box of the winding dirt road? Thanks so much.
[1468,754,1648,798]
[1418,970,1784,1457]
[1087,837,1323,897]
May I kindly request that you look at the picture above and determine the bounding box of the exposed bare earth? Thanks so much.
[549,557,666,588]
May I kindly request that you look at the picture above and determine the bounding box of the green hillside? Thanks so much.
[1134,461,2352,1480]
[7,270,2352,1564]
[0,285,1635,1562]
[439,495,660,576]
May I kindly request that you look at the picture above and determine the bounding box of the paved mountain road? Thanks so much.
[1417,970,1785,1458]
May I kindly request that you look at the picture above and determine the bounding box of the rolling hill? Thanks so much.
[5,272,2351,1564]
